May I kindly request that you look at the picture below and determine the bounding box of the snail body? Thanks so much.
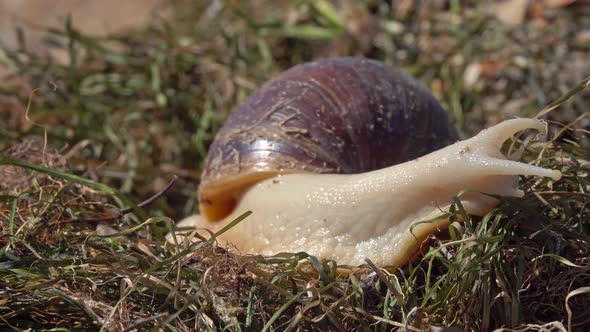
[198,57,458,221]
[169,57,561,266]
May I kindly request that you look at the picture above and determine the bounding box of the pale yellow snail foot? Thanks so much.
[167,118,561,266]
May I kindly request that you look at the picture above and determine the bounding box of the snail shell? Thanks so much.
[199,57,458,221]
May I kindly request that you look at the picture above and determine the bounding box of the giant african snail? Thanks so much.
[168,57,561,266]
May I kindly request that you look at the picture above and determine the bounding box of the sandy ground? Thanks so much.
[0,0,169,76]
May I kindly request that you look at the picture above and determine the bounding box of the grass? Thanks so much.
[1,1,589,330]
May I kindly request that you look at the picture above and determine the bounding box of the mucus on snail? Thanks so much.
[168,57,561,267]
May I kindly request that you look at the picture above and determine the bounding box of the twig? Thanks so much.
[56,175,178,225]
[371,314,421,331]
[364,258,406,308]
[122,312,169,332]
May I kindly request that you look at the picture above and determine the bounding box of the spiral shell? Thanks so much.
[199,57,458,221]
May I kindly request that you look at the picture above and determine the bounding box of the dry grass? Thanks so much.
[1,1,589,331]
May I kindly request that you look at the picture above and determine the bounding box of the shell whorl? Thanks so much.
[199,57,458,221]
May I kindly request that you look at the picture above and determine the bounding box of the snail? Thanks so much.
[168,57,561,266]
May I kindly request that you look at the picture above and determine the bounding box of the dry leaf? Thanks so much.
[486,0,529,26]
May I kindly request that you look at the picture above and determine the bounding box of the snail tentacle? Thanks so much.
[442,118,561,181]
[471,118,547,148]
[464,155,561,180]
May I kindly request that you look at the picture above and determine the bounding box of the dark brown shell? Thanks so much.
[199,57,458,221]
